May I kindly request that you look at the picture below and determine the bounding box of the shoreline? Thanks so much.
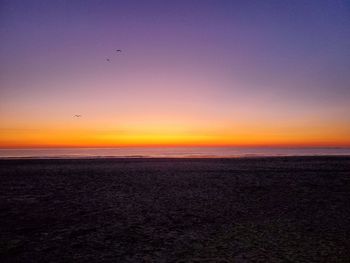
[1,154,350,160]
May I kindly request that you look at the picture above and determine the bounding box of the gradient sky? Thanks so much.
[1,0,350,147]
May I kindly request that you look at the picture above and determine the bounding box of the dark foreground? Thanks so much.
[1,157,350,262]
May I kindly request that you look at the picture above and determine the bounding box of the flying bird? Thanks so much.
[116,49,122,52]
[106,58,111,62]
[73,115,82,118]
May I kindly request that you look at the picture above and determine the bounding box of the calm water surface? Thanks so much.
[0,147,349,158]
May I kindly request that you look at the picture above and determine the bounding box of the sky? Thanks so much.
[1,0,350,148]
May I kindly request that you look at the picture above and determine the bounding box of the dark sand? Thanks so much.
[1,157,350,262]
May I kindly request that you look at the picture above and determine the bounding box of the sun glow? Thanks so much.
[1,118,349,148]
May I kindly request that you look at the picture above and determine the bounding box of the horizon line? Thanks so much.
[1,145,350,149]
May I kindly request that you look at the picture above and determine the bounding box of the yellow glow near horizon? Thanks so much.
[1,116,349,148]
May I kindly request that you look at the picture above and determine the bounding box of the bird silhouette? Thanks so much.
[106,58,111,62]
[116,49,122,52]
[73,115,82,118]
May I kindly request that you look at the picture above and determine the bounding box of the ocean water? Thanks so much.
[0,147,349,159]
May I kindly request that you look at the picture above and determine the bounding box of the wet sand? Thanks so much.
[1,157,350,262]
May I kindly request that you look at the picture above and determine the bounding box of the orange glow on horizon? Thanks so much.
[1,121,349,148]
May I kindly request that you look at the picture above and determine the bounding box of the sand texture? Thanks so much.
[1,157,350,262]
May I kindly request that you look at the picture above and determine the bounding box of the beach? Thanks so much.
[1,157,349,262]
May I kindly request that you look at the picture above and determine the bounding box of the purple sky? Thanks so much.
[1,0,350,147]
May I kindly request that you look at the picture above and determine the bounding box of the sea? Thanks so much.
[0,147,349,159]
